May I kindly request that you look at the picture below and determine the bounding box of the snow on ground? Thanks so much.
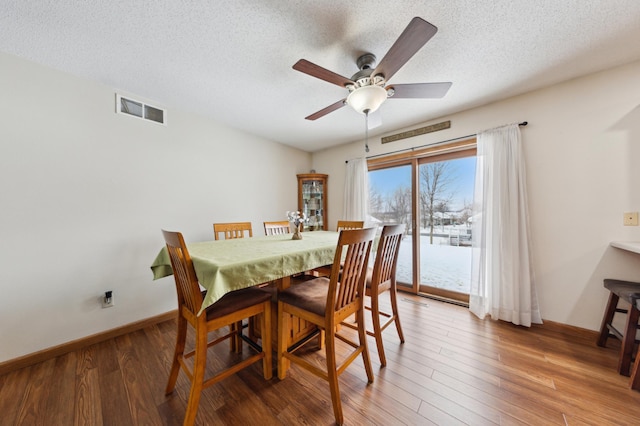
[395,232,472,294]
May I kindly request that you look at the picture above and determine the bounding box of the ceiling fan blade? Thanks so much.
[372,17,438,82]
[293,59,354,88]
[387,82,452,99]
[305,98,347,120]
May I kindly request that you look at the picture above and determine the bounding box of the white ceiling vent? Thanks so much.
[116,94,166,125]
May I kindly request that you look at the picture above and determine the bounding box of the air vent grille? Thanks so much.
[116,94,166,125]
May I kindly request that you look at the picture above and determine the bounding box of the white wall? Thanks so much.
[0,52,311,362]
[2,52,638,364]
[312,59,640,331]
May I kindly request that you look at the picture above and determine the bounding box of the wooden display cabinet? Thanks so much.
[297,173,328,231]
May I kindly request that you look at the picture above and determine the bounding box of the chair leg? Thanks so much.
[357,306,374,384]
[261,304,273,380]
[277,301,289,380]
[229,320,245,353]
[184,325,208,426]
[597,292,619,347]
[325,325,344,426]
[631,349,640,390]
[229,323,237,352]
[619,304,640,376]
[370,292,387,367]
[389,286,405,344]
[234,320,244,353]
[166,316,187,394]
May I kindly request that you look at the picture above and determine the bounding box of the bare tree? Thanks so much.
[435,200,450,231]
[420,162,456,244]
[458,199,474,227]
[387,186,411,229]
[368,185,384,220]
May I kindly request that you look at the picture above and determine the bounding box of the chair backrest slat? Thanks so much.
[162,230,204,315]
[371,224,404,290]
[264,221,290,236]
[327,228,375,315]
[213,222,253,240]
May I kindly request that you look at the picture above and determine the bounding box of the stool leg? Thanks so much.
[597,292,619,347]
[619,304,640,376]
[631,350,640,390]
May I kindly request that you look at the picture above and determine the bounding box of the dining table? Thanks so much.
[151,230,340,315]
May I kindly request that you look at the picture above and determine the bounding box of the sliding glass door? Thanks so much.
[417,154,475,301]
[368,144,476,303]
[368,164,415,290]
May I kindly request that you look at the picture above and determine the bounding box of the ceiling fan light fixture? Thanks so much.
[346,85,387,114]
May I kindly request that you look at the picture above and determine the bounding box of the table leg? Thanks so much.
[277,276,291,291]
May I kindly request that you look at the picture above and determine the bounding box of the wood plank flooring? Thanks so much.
[2,293,640,425]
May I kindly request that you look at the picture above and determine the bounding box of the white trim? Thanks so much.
[611,241,640,255]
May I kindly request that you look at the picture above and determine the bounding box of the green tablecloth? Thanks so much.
[151,231,339,314]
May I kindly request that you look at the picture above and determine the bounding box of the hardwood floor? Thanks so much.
[2,293,640,425]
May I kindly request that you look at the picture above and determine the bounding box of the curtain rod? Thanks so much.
[349,121,528,162]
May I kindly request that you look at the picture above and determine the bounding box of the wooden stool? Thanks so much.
[597,279,640,376]
[632,296,640,390]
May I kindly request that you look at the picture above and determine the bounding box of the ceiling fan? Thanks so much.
[293,17,452,122]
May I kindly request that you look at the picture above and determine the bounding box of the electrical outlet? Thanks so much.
[623,212,639,226]
[102,290,114,308]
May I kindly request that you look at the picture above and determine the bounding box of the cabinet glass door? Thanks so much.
[298,173,327,231]
[301,179,324,231]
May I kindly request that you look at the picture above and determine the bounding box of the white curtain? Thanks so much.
[343,158,369,224]
[469,123,542,327]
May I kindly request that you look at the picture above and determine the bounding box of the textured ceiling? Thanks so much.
[2,1,640,152]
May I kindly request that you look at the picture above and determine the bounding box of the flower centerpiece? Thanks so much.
[286,210,308,240]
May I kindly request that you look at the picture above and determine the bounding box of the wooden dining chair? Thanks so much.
[309,220,365,278]
[161,230,272,426]
[264,220,291,235]
[213,221,254,349]
[213,222,253,240]
[341,224,405,367]
[336,220,364,231]
[277,227,376,426]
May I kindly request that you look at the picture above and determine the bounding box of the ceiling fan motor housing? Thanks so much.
[356,53,377,70]
[350,53,384,84]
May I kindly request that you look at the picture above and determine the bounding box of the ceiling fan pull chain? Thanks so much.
[365,111,370,153]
